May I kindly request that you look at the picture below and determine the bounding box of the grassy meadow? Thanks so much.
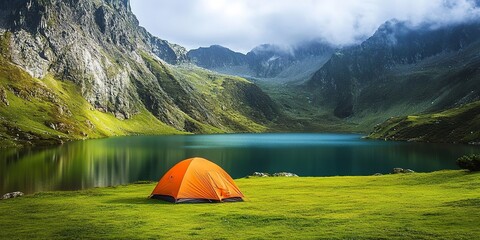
[1,170,479,239]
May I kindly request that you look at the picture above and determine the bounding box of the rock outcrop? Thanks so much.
[392,168,415,174]
[1,191,24,200]
[272,172,299,177]
[1,0,190,120]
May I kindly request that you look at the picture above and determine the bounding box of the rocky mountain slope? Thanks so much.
[188,41,334,82]
[0,0,280,147]
[307,20,480,125]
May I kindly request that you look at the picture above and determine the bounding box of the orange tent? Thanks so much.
[150,157,244,203]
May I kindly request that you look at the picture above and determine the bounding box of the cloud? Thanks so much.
[130,0,480,53]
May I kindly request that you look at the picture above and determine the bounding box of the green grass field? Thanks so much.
[1,171,479,239]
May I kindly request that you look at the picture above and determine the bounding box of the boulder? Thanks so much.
[248,172,299,178]
[251,172,270,177]
[272,172,299,177]
[373,173,383,176]
[393,168,415,174]
[0,87,9,106]
[1,192,24,200]
[393,168,404,174]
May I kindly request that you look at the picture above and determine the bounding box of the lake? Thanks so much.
[1,133,478,195]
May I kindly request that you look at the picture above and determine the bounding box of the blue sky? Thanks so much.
[131,0,480,53]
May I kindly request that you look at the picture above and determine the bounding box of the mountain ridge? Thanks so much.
[186,19,480,142]
[307,19,480,123]
[188,40,334,82]
[0,0,281,147]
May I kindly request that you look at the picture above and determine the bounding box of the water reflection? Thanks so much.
[0,133,477,194]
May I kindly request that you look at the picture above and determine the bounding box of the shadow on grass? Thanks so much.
[443,198,480,208]
[106,197,246,205]
[106,197,172,205]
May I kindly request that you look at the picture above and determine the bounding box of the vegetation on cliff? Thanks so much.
[368,101,480,144]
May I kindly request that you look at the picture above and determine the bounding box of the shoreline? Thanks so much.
[0,169,464,197]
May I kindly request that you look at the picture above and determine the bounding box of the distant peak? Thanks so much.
[191,45,239,54]
[252,44,282,53]
[377,19,407,32]
[209,45,228,49]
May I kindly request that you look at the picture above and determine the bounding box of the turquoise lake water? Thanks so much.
[1,133,478,194]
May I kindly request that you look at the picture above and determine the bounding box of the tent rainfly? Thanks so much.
[150,157,244,203]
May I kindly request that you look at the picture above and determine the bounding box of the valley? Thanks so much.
[190,20,480,143]
[0,0,479,147]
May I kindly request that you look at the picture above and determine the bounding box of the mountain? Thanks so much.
[187,45,248,70]
[307,20,480,124]
[188,41,334,82]
[187,19,480,140]
[0,0,280,147]
[368,100,480,144]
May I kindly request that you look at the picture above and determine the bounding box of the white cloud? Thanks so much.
[130,0,480,53]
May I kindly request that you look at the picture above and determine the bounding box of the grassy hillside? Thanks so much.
[0,32,184,147]
[253,80,357,132]
[1,171,479,239]
[0,58,183,148]
[170,66,278,133]
[368,101,480,144]
[139,53,278,133]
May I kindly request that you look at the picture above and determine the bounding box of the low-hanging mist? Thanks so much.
[131,0,480,52]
